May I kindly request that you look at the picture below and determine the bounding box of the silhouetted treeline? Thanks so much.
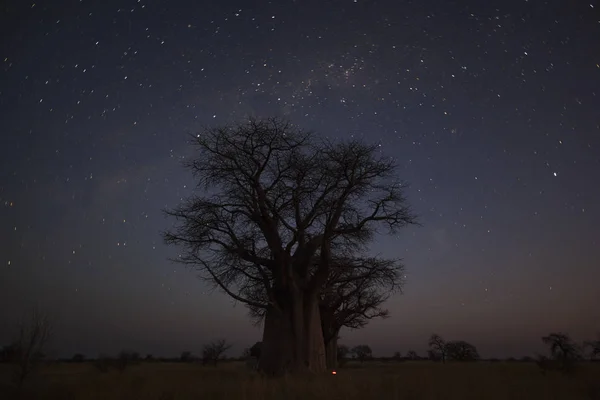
[3,331,598,375]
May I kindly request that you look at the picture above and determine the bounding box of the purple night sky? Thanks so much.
[1,0,599,359]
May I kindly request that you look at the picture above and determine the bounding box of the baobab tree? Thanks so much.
[163,117,416,374]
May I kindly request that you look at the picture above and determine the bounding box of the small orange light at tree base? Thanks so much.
[331,371,337,375]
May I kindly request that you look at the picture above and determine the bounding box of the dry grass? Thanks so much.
[1,360,599,400]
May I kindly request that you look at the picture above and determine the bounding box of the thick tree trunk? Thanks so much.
[325,334,338,370]
[258,290,326,375]
[321,308,339,370]
[304,295,327,372]
[259,305,296,374]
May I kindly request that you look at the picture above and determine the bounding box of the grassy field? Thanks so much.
[1,360,599,400]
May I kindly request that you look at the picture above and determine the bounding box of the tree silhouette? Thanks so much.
[163,117,416,374]
[9,310,52,389]
[351,345,372,362]
[541,332,581,372]
[445,341,479,361]
[428,333,447,363]
[406,350,418,360]
[201,339,232,366]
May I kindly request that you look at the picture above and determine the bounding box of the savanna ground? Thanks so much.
[1,360,599,400]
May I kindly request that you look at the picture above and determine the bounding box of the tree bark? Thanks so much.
[259,305,295,374]
[325,334,338,370]
[304,294,327,372]
[258,290,326,375]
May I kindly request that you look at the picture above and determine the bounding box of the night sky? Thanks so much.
[1,0,599,360]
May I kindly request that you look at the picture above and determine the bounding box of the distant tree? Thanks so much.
[541,333,581,373]
[428,334,447,363]
[583,334,600,361]
[542,333,580,360]
[393,351,401,361]
[163,117,417,374]
[337,344,350,367]
[351,345,372,362]
[406,350,418,360]
[145,354,154,361]
[71,353,85,363]
[7,310,53,389]
[202,339,232,366]
[180,351,193,363]
[445,341,479,361]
